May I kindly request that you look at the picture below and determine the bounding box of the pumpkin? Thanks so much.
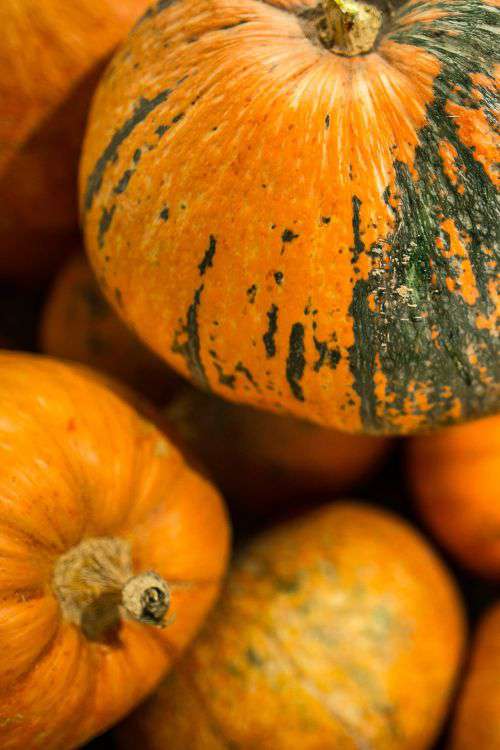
[80,0,499,435]
[409,414,500,578]
[0,351,229,750]
[450,603,500,749]
[166,385,389,521]
[118,502,464,750]
[40,253,180,403]
[0,0,151,281]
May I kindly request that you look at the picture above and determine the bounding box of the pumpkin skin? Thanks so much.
[80,0,499,435]
[118,502,465,750]
[0,0,150,281]
[0,352,229,750]
[40,253,179,403]
[409,414,500,578]
[166,385,389,519]
[450,602,500,750]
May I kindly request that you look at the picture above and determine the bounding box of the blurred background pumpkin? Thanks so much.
[409,415,500,579]
[450,602,500,750]
[0,0,151,283]
[165,385,391,528]
[40,252,180,403]
[118,502,465,750]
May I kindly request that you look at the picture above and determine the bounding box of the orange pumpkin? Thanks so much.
[119,502,465,750]
[0,351,229,750]
[409,414,500,578]
[0,0,151,281]
[450,603,500,749]
[40,253,179,403]
[80,0,499,435]
[166,385,389,519]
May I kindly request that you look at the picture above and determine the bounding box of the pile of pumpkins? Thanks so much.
[1,0,498,748]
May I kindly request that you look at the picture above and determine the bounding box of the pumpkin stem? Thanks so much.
[52,537,171,640]
[320,0,382,55]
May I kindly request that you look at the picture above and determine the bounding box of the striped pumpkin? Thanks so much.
[81,0,499,434]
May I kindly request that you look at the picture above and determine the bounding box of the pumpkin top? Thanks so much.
[301,0,383,56]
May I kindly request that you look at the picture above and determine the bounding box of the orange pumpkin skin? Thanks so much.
[119,502,465,750]
[409,414,500,578]
[0,352,229,750]
[450,603,500,750]
[40,253,180,403]
[166,386,389,516]
[80,0,499,435]
[0,0,150,281]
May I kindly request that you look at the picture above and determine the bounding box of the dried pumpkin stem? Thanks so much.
[321,0,382,55]
[53,537,171,640]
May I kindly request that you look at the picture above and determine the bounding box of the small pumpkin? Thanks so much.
[450,603,500,750]
[166,385,389,520]
[0,0,151,281]
[119,502,464,750]
[40,253,179,403]
[0,351,229,750]
[81,0,499,435]
[409,414,500,578]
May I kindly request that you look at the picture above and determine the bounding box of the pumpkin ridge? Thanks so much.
[0,585,45,604]
[0,520,60,558]
[64,640,100,749]
[0,617,62,699]
[109,439,187,535]
[32,628,90,748]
